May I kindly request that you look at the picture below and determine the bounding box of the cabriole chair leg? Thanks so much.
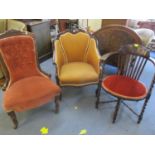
[55,96,60,113]
[7,111,18,129]
[112,99,121,123]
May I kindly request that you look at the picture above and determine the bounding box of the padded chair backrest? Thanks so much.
[58,32,91,63]
[0,35,41,86]
[93,25,142,55]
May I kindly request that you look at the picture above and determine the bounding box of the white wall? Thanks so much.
[79,19,102,32]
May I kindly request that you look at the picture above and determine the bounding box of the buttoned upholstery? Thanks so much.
[0,35,61,112]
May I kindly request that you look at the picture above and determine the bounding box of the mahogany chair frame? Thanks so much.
[0,30,60,129]
[96,44,155,124]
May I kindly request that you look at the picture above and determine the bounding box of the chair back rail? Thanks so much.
[117,54,148,80]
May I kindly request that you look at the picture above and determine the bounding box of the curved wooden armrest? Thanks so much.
[101,51,119,63]
[150,57,155,65]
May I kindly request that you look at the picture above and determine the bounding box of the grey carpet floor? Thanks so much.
[0,58,155,135]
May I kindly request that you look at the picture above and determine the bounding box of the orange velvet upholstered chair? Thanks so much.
[0,31,61,129]
[54,29,101,97]
[96,44,155,124]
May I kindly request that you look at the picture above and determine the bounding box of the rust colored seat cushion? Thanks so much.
[102,75,147,100]
[4,76,61,112]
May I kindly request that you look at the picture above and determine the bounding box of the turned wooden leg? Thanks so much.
[95,80,102,109]
[137,97,149,124]
[7,111,18,129]
[55,75,62,101]
[59,93,62,101]
[95,88,99,97]
[95,66,103,109]
[113,99,121,123]
[55,96,60,113]
[96,88,101,109]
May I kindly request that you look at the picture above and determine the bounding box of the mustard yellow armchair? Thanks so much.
[54,30,101,91]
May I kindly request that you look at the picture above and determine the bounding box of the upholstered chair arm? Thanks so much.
[54,40,65,77]
[86,38,101,74]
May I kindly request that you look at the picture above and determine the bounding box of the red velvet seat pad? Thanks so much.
[102,75,147,100]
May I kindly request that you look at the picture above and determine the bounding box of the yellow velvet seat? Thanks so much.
[54,30,100,87]
[59,62,98,86]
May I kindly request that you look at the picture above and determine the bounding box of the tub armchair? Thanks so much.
[54,30,101,96]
